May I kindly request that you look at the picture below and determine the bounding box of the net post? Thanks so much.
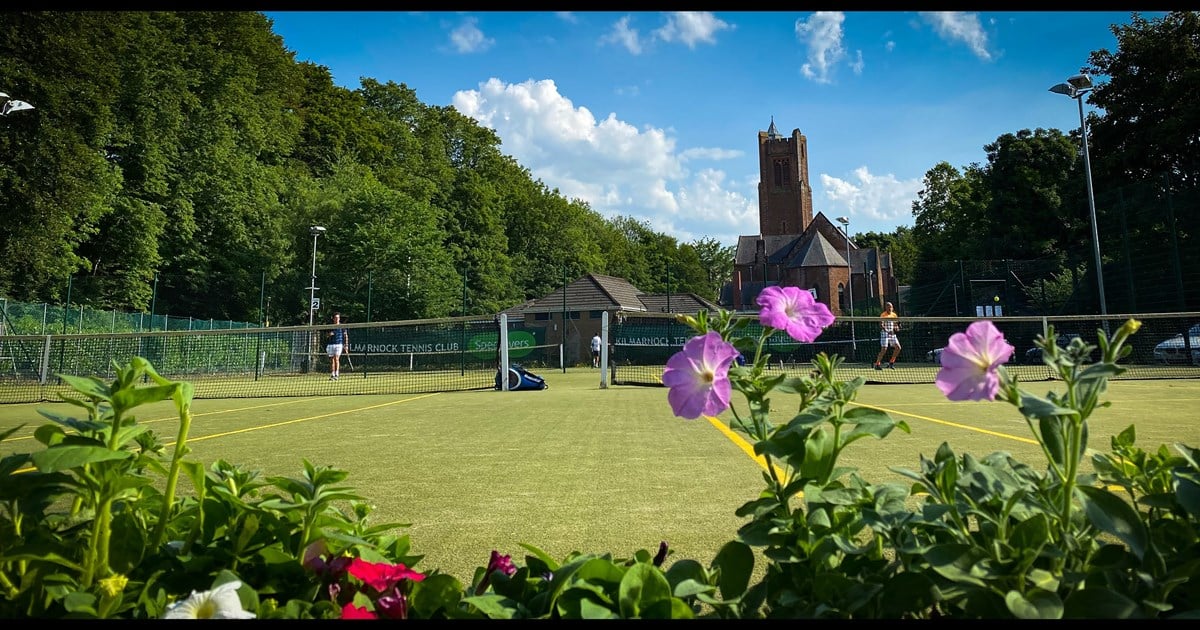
[600,311,609,389]
[499,313,510,391]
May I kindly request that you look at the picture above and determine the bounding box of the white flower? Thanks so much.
[162,580,255,619]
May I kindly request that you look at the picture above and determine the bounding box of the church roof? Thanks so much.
[786,231,847,268]
[766,116,781,139]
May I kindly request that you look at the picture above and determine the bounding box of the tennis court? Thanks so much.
[3,366,1197,583]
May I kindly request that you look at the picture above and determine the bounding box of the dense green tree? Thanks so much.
[978,129,1083,261]
[853,226,917,286]
[689,237,735,300]
[1086,11,1200,189]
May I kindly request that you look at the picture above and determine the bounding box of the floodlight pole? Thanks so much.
[1049,74,1107,317]
[307,227,324,327]
[837,216,856,351]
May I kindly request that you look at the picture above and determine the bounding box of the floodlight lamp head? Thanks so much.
[1067,74,1093,90]
[836,216,849,226]
[310,225,326,236]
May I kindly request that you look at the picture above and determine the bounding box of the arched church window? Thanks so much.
[837,283,846,311]
[781,160,790,185]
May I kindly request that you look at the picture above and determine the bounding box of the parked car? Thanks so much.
[1024,333,1084,364]
[926,345,1016,366]
[1153,323,1200,365]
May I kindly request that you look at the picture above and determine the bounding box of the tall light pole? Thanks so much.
[1049,73,1107,316]
[836,216,855,351]
[307,225,325,326]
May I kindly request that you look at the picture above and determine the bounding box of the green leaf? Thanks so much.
[462,594,520,619]
[57,374,113,401]
[618,563,673,618]
[711,540,753,600]
[518,542,561,571]
[410,573,464,618]
[31,445,132,472]
[1005,589,1063,619]
[111,384,178,412]
[1077,485,1149,560]
[924,544,987,587]
[1062,587,1145,618]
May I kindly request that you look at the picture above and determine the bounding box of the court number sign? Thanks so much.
[311,298,320,311]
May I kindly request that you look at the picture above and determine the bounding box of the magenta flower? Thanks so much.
[341,603,376,620]
[662,332,740,419]
[935,320,1015,401]
[756,285,835,343]
[475,550,519,595]
[347,558,425,593]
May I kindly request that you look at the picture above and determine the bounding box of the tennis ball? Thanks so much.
[993,295,1000,302]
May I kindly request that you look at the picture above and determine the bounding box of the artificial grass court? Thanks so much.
[2,367,1198,584]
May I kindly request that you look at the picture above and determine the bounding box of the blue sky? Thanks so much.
[263,11,1163,248]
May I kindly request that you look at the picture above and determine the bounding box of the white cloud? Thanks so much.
[919,11,992,61]
[451,78,759,246]
[601,15,643,55]
[652,11,733,49]
[819,167,923,225]
[795,12,847,84]
[850,49,864,75]
[614,85,640,97]
[448,17,494,54]
[555,12,578,24]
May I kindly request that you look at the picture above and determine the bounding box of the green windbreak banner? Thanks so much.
[608,310,1200,387]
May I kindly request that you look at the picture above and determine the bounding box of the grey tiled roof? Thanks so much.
[499,274,725,316]
[787,231,846,268]
[638,293,721,314]
[504,273,647,314]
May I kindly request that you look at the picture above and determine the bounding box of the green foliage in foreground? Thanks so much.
[0,318,1198,618]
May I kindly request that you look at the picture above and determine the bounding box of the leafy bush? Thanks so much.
[0,307,1196,618]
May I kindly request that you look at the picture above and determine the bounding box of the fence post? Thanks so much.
[40,335,52,385]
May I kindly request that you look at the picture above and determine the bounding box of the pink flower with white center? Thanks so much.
[756,285,835,343]
[935,320,1015,401]
[662,331,740,419]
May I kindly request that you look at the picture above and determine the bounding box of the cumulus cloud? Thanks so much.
[555,12,578,24]
[601,15,643,55]
[795,12,847,84]
[819,167,923,224]
[652,11,733,49]
[448,17,494,54]
[919,11,992,61]
[451,78,758,245]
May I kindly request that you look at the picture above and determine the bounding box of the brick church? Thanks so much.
[722,118,897,316]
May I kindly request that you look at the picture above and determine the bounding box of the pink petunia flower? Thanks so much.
[935,320,1015,401]
[347,558,426,593]
[662,332,740,419]
[756,285,835,343]
[341,603,376,620]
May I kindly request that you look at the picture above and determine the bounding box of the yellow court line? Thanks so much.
[11,393,439,474]
[705,415,787,479]
[4,397,327,442]
[704,400,1036,475]
[167,393,439,446]
[851,401,1039,445]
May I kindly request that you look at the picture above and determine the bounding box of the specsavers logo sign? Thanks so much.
[467,330,537,359]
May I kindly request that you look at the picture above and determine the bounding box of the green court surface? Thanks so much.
[2,368,1197,584]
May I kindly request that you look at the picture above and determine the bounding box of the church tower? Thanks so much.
[757,117,813,236]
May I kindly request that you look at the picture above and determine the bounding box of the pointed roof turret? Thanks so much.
[767,116,781,139]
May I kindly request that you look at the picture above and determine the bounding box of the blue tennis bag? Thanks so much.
[495,363,548,391]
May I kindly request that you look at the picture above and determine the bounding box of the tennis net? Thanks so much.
[608,310,1200,386]
[0,315,562,403]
